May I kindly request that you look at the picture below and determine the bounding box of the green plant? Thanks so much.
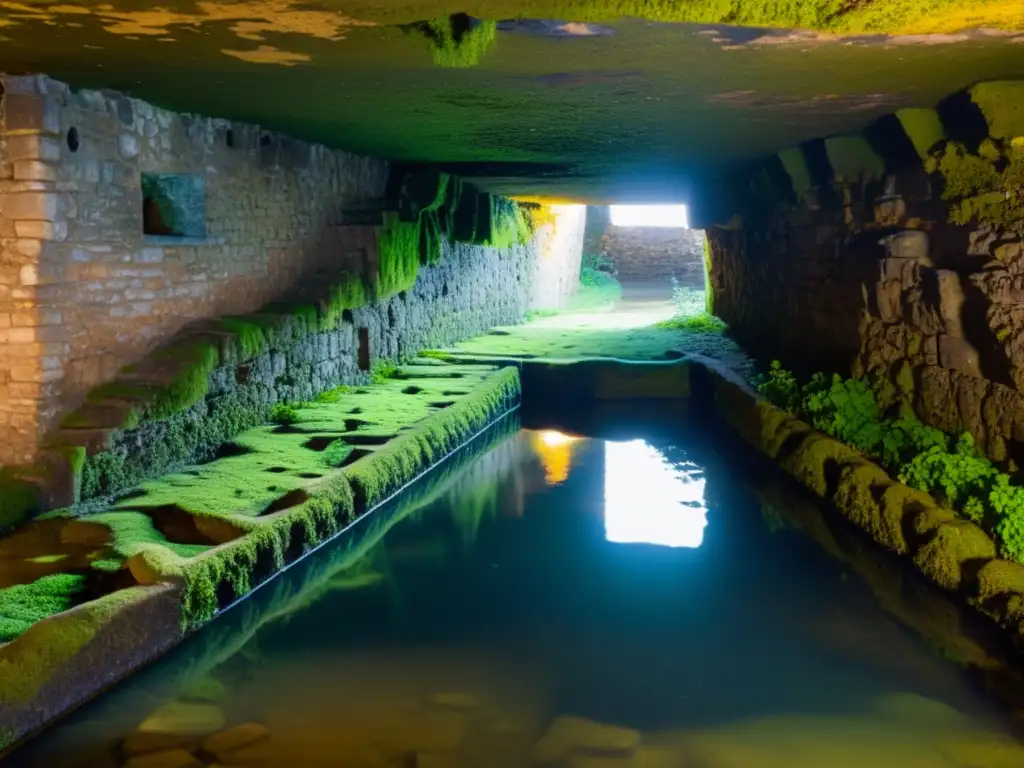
[424,17,498,68]
[371,360,398,384]
[323,440,355,468]
[269,403,300,426]
[378,212,421,298]
[928,140,1024,236]
[754,360,803,413]
[760,360,1024,564]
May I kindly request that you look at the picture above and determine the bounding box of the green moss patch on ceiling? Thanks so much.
[1,4,1023,201]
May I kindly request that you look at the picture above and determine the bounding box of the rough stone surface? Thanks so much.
[707,163,1024,464]
[584,205,705,285]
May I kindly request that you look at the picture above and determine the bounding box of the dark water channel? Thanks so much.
[10,406,1024,767]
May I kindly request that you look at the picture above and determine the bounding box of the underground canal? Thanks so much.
[3,2,1024,766]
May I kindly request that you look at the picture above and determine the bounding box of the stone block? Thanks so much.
[0,191,59,221]
[2,93,60,135]
[882,230,931,262]
[938,335,982,378]
[533,717,640,764]
[6,135,60,162]
[119,133,140,159]
[13,160,57,182]
[14,220,55,240]
[935,269,965,336]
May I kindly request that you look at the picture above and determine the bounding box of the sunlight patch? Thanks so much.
[604,440,707,548]
[610,204,688,228]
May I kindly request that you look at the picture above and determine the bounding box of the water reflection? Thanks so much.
[11,419,1024,768]
[604,439,708,548]
[531,429,579,486]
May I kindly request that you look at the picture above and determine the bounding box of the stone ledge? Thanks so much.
[688,357,1024,652]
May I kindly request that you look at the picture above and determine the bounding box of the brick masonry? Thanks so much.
[583,205,706,286]
[0,74,578,469]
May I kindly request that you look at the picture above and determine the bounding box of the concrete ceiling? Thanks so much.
[2,2,1024,202]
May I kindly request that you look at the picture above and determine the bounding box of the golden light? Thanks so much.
[532,430,579,485]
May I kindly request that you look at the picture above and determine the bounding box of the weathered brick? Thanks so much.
[13,160,57,182]
[0,191,59,221]
[2,93,60,135]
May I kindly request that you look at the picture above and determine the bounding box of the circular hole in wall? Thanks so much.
[66,127,80,152]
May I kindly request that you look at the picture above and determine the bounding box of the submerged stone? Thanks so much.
[201,723,270,762]
[123,749,203,768]
[138,701,226,737]
[533,716,641,763]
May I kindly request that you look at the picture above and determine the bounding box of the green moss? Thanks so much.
[314,385,352,404]
[895,108,946,159]
[419,209,444,265]
[703,238,714,314]
[424,18,497,68]
[824,134,885,181]
[378,212,421,298]
[929,141,1024,236]
[778,147,813,198]
[218,317,268,361]
[346,367,519,509]
[148,340,220,420]
[490,198,532,249]
[0,586,153,705]
[971,81,1024,141]
[0,468,39,531]
[0,574,86,643]
[323,439,355,468]
[321,272,370,330]
[371,360,398,384]
[88,511,211,563]
[399,169,450,215]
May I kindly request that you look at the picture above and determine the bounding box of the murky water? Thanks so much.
[10,408,1024,767]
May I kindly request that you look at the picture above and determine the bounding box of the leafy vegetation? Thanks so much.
[927,139,1024,237]
[371,360,398,384]
[423,17,498,68]
[0,468,39,531]
[756,362,1024,562]
[269,403,300,426]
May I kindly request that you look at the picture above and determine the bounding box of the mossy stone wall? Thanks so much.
[707,80,1024,466]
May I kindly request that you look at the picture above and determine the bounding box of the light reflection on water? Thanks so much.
[604,438,708,548]
[8,420,1024,768]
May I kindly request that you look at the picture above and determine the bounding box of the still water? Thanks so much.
[10,410,1024,767]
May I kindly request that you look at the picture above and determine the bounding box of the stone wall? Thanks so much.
[584,205,706,285]
[0,74,579,472]
[0,74,389,466]
[531,204,586,310]
[707,82,1024,466]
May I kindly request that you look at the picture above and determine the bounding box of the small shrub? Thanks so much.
[269,403,299,426]
[754,360,802,413]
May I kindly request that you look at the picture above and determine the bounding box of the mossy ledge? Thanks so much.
[9,180,537,521]
[687,357,1024,649]
[0,366,519,752]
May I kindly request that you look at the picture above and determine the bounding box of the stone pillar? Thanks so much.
[0,75,68,466]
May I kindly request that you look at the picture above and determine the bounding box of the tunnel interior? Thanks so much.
[1,2,1024,764]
